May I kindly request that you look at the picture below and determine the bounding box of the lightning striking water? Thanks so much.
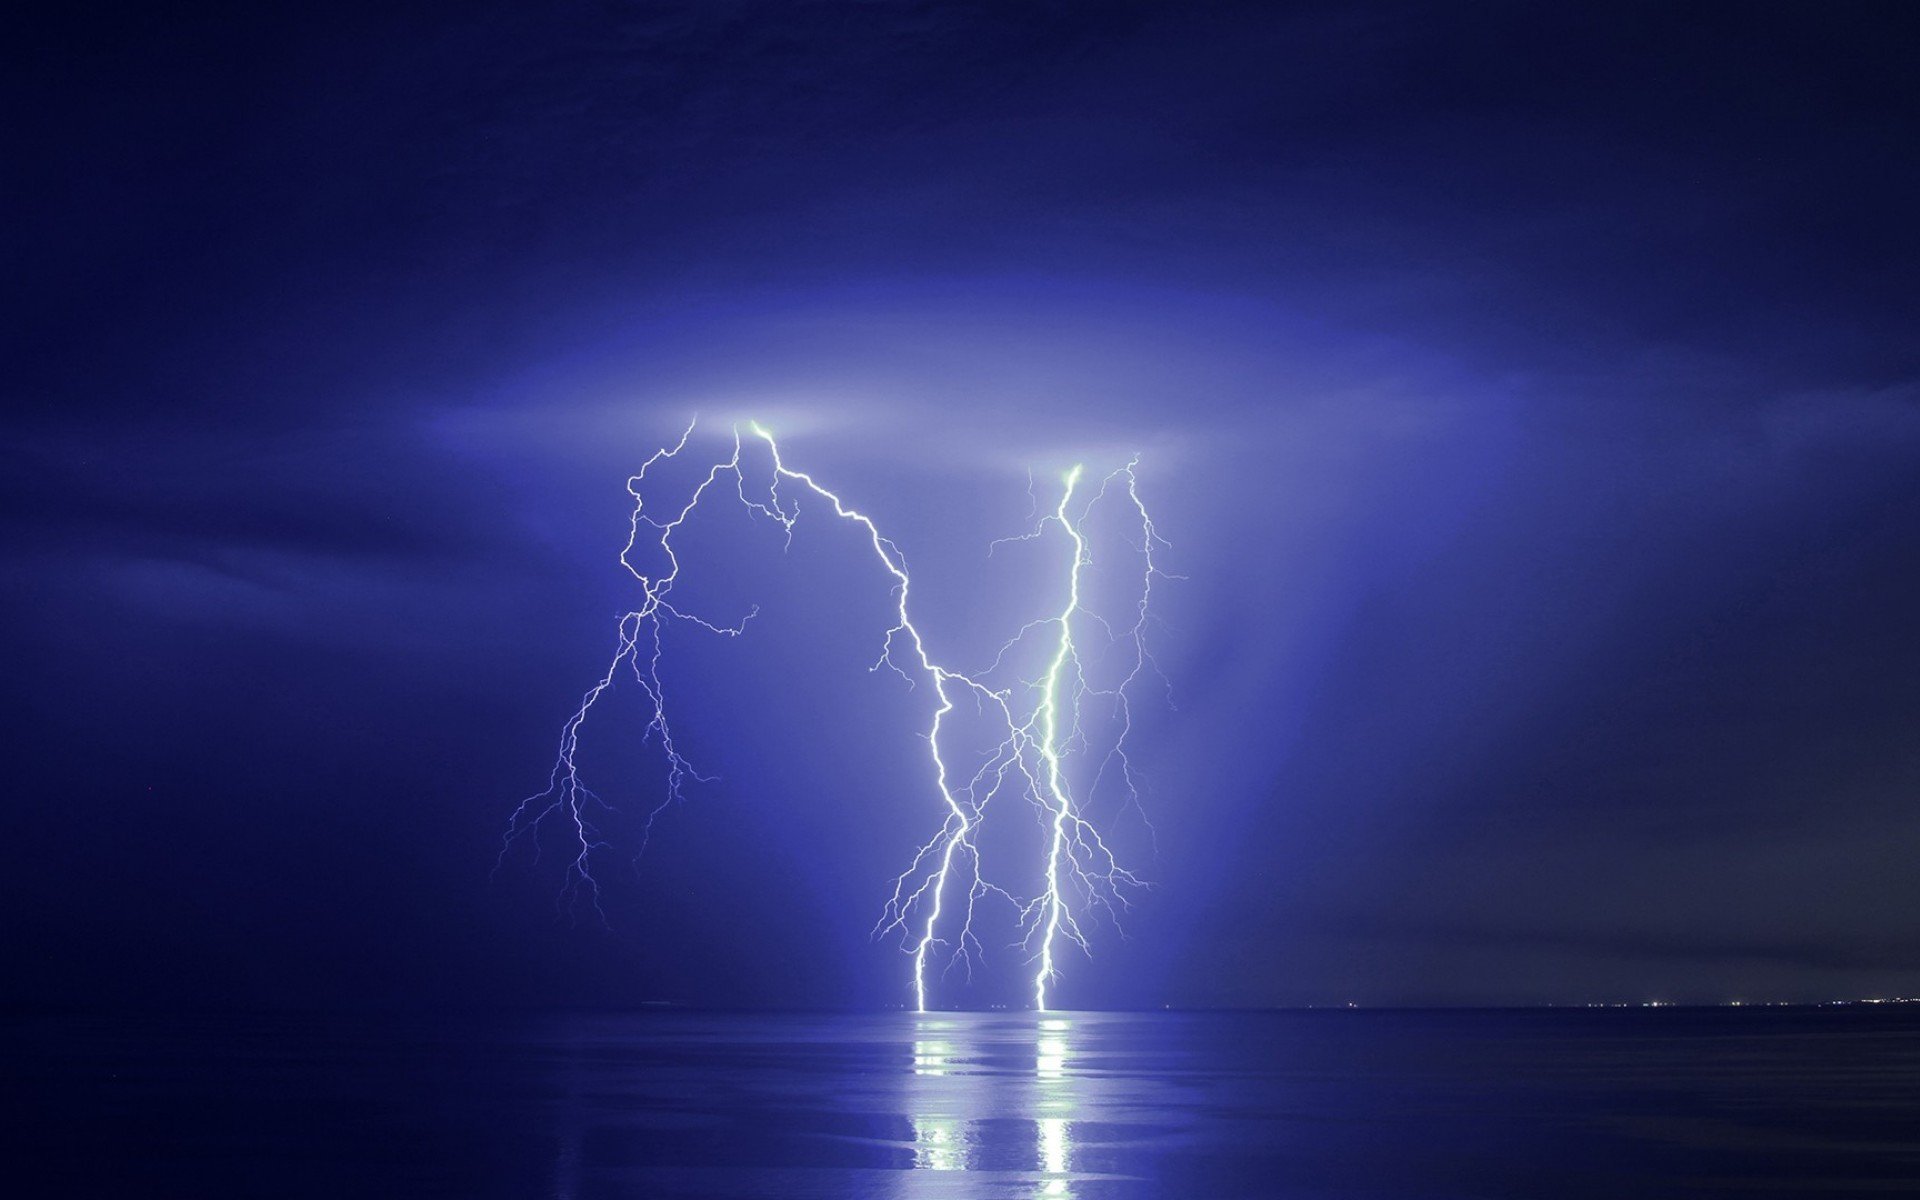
[500,419,1172,1010]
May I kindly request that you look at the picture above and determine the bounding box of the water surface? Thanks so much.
[8,1007,1919,1196]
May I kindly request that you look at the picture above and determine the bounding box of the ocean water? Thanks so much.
[7,1007,1919,1197]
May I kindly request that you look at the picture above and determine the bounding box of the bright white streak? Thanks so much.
[746,421,981,1013]
[1033,466,1085,1011]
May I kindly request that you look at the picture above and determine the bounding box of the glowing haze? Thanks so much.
[500,419,1172,1010]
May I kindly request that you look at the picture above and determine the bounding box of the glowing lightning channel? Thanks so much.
[501,419,1171,1010]
[1033,466,1086,1011]
[745,421,999,1014]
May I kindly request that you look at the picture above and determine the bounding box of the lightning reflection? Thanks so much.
[903,1014,1085,1197]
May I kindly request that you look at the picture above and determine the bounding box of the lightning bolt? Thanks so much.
[500,419,1172,1010]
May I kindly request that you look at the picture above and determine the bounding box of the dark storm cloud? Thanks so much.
[1351,911,1920,977]
[1,422,477,563]
[3,1,1917,1008]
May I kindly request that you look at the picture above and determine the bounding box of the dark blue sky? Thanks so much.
[5,1,1918,1009]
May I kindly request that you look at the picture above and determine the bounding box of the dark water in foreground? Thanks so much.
[7,1007,1920,1197]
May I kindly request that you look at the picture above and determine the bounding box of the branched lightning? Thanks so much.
[500,419,1173,1010]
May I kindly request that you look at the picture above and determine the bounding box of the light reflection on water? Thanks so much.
[905,1014,1083,1197]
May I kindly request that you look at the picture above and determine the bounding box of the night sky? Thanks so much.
[7,2,1918,1011]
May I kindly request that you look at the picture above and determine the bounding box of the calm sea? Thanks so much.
[7,1007,1918,1197]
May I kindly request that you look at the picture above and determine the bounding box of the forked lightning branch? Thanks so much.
[501,420,1173,1010]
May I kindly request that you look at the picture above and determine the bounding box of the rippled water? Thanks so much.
[8,1007,1919,1196]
